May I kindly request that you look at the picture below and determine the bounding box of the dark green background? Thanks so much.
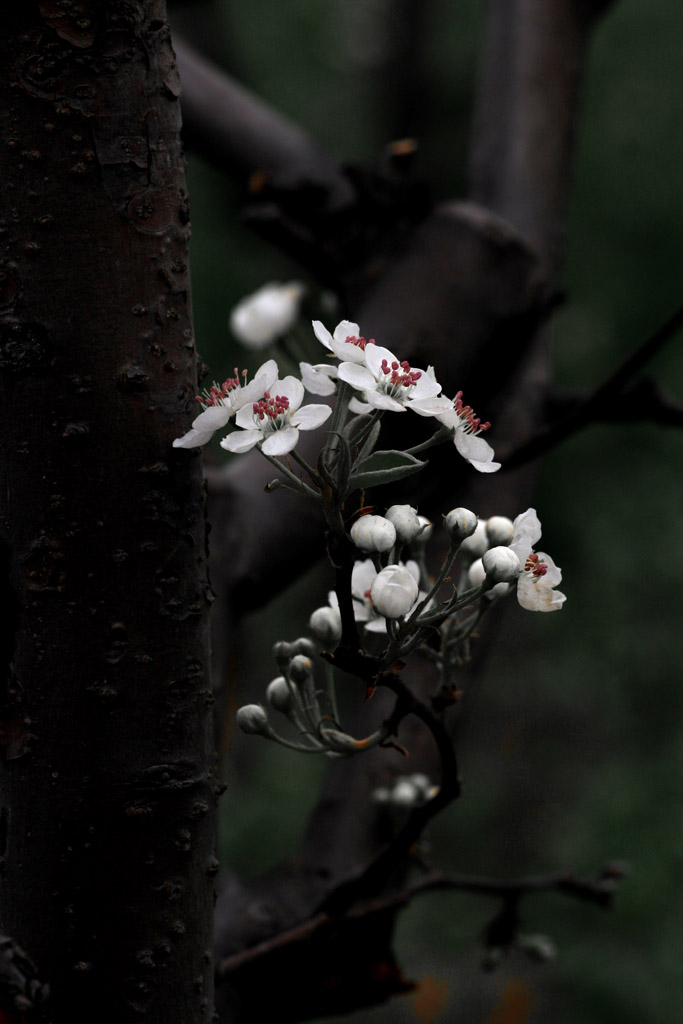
[176,1,683,1020]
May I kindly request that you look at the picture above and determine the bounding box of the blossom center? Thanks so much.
[524,552,548,579]
[253,391,291,430]
[453,391,491,435]
[379,358,422,399]
[345,334,375,350]
[195,367,247,407]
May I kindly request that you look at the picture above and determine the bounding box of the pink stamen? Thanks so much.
[525,552,548,579]
[379,357,422,389]
[453,390,491,434]
[345,335,375,350]
[195,368,247,407]
[252,392,290,421]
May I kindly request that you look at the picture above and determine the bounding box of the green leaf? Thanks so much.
[346,449,427,493]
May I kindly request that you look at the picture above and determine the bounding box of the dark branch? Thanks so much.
[502,304,683,469]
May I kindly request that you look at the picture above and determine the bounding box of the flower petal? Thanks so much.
[408,396,453,417]
[173,427,214,449]
[220,429,261,453]
[191,404,232,432]
[274,375,304,411]
[312,320,334,351]
[262,427,299,456]
[337,361,376,391]
[291,403,332,430]
[300,361,337,396]
[454,431,500,472]
[235,403,258,429]
[364,344,397,379]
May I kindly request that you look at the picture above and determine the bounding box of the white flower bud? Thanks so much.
[236,704,269,735]
[410,515,433,551]
[482,545,521,583]
[391,780,420,807]
[467,558,487,588]
[443,507,478,542]
[291,637,316,658]
[459,519,488,557]
[486,515,514,546]
[266,676,292,714]
[350,515,396,553]
[309,606,342,646]
[289,654,313,683]
[370,564,419,619]
[385,505,422,543]
[230,282,304,348]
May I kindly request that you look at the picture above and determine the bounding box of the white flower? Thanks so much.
[509,508,566,612]
[312,319,375,364]
[385,505,423,543]
[482,546,521,583]
[436,390,500,473]
[371,564,420,619]
[337,344,452,416]
[173,359,278,449]
[230,282,304,348]
[350,514,396,553]
[327,559,421,633]
[220,375,332,457]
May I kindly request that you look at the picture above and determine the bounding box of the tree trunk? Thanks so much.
[0,4,216,1020]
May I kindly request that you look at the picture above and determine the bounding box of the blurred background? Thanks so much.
[170,1,683,1020]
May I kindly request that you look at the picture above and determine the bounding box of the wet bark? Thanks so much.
[0,4,216,1022]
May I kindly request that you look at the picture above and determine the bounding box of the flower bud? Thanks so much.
[370,564,419,619]
[291,637,316,658]
[460,519,488,557]
[482,546,521,583]
[518,933,558,963]
[486,515,514,546]
[236,704,269,735]
[289,654,313,683]
[350,515,396,553]
[385,505,422,543]
[444,507,478,542]
[467,558,487,588]
[391,779,421,807]
[273,641,294,667]
[410,515,432,552]
[266,676,293,714]
[309,606,342,646]
[230,282,304,348]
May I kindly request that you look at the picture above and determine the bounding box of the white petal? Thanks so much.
[291,403,332,430]
[300,361,337,396]
[511,509,543,558]
[337,362,376,391]
[235,403,258,429]
[253,358,279,389]
[454,431,500,472]
[312,320,334,351]
[220,429,261,453]
[518,575,566,612]
[173,427,214,449]
[275,375,305,411]
[410,371,442,400]
[536,551,563,587]
[191,404,232,432]
[352,559,377,596]
[364,617,388,633]
[348,397,372,414]
[408,396,453,417]
[332,319,361,346]
[364,390,406,412]
[262,427,299,456]
[364,344,397,379]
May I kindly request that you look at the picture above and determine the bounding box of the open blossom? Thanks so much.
[220,375,331,457]
[337,344,452,416]
[173,359,278,449]
[328,559,421,633]
[312,319,376,364]
[230,282,304,348]
[509,508,566,612]
[436,391,500,473]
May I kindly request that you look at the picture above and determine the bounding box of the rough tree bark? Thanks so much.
[0,4,216,1021]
